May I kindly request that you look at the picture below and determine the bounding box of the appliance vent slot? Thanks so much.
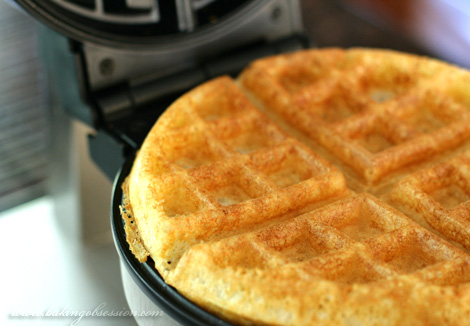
[49,0,159,24]
[63,0,95,10]
[103,0,151,15]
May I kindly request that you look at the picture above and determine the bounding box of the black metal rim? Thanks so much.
[111,154,234,326]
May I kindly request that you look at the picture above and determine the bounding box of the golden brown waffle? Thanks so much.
[122,48,470,325]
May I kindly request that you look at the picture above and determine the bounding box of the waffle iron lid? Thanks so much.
[13,0,256,47]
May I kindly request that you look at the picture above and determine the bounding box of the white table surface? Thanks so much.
[0,196,138,326]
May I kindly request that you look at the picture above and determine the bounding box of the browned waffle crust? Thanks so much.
[122,48,470,325]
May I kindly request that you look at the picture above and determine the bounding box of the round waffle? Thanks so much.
[122,48,470,325]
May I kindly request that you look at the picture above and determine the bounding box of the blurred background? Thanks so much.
[0,0,468,325]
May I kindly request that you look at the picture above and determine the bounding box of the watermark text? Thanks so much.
[9,302,164,325]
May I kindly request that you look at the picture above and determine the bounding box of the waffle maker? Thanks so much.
[13,1,308,324]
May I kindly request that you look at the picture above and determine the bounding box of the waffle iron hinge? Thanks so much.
[87,34,309,180]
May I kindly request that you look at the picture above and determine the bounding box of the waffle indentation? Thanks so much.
[316,194,405,242]
[396,94,461,134]
[430,184,470,209]
[351,128,397,154]
[211,114,286,154]
[213,184,252,206]
[191,162,271,208]
[161,130,225,169]
[155,175,212,218]
[257,221,347,263]
[249,142,328,188]
[312,251,390,284]
[372,230,453,274]
[391,152,470,250]
[277,49,343,94]
[313,90,367,124]
[387,245,440,274]
[400,108,444,134]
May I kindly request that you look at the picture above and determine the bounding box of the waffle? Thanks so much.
[122,48,470,325]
